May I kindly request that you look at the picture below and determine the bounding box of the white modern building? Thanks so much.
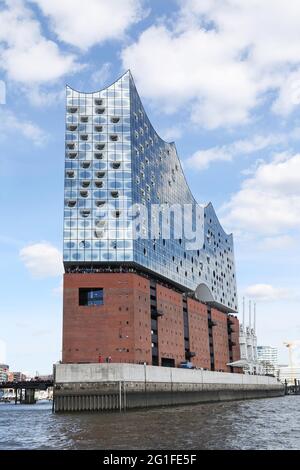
[257,345,278,375]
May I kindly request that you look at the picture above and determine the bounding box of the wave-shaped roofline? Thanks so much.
[66,70,233,238]
[66,69,132,95]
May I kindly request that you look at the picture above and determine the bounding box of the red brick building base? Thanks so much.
[62,272,240,372]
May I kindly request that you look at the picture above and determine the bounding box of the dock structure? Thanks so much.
[53,363,284,413]
[0,380,53,405]
[284,379,300,395]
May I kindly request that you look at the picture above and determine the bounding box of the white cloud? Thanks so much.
[0,0,80,85]
[31,0,146,50]
[0,108,47,145]
[244,284,292,302]
[161,126,183,142]
[258,235,296,251]
[20,242,63,278]
[221,153,300,235]
[26,87,65,107]
[186,133,286,170]
[122,0,300,128]
[272,69,300,116]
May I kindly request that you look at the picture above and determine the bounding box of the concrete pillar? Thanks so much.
[24,389,36,405]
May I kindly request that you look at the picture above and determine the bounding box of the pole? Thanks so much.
[119,381,122,412]
[242,297,245,329]
[249,300,252,330]
[254,302,256,333]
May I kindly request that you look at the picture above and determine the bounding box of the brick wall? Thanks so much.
[63,272,152,364]
[187,298,211,370]
[211,308,230,372]
[156,284,185,367]
[62,272,240,373]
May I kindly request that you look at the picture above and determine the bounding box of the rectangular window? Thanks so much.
[79,288,104,306]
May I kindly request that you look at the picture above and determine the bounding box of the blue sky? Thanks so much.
[1,0,300,374]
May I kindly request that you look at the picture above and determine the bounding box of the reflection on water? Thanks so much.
[1,396,300,450]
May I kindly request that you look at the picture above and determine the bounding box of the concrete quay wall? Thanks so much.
[53,363,284,412]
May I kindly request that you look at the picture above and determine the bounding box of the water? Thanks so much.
[1,396,300,450]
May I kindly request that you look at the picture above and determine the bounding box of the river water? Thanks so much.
[0,395,300,450]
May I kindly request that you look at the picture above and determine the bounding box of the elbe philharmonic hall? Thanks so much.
[62,72,240,372]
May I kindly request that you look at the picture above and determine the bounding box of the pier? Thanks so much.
[53,363,284,412]
[284,379,300,396]
[0,379,53,405]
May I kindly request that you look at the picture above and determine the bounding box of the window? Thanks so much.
[95,199,106,206]
[95,107,105,114]
[95,144,105,150]
[68,152,77,159]
[79,288,103,306]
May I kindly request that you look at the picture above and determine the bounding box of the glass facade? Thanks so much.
[64,71,238,313]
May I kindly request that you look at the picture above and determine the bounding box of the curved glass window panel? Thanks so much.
[80,161,91,169]
[79,171,92,179]
[79,143,92,151]
[94,152,104,159]
[72,252,83,261]
[66,200,76,207]
[94,134,106,142]
[95,107,105,114]
[80,209,90,218]
[66,133,77,141]
[94,162,107,170]
[93,116,107,124]
[67,106,78,113]
[67,124,78,131]
[68,152,78,159]
[95,171,106,179]
[93,190,107,199]
[66,114,78,123]
[111,161,121,169]
[95,143,106,151]
[64,241,76,249]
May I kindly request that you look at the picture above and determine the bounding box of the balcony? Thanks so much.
[186,351,196,359]
[151,309,164,318]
